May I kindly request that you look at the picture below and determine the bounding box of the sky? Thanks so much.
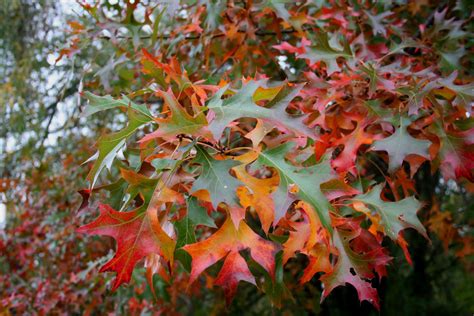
[0,203,5,229]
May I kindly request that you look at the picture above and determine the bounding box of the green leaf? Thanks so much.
[190,146,242,209]
[261,251,292,308]
[82,92,152,118]
[364,100,392,119]
[202,0,225,30]
[120,169,158,209]
[264,0,291,21]
[300,33,353,75]
[174,216,196,272]
[207,81,313,140]
[398,80,438,115]
[124,148,142,171]
[187,196,216,228]
[385,38,424,58]
[98,179,128,210]
[86,110,152,188]
[151,158,179,171]
[351,184,427,240]
[364,10,392,37]
[140,89,208,141]
[439,47,466,71]
[255,142,334,229]
[359,62,395,95]
[151,7,165,46]
[371,117,431,172]
[439,71,474,110]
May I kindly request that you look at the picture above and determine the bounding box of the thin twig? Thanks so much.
[98,28,298,41]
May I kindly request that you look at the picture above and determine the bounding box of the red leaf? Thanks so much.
[439,128,474,182]
[320,217,391,310]
[214,251,256,304]
[331,118,379,173]
[77,204,176,290]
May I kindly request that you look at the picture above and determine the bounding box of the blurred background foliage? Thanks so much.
[0,0,473,315]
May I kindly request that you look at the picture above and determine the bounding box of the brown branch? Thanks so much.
[98,28,298,41]
[38,80,79,149]
[177,134,224,152]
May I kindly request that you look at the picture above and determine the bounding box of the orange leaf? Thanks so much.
[183,216,280,302]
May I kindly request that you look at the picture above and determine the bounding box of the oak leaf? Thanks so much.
[233,151,279,232]
[82,92,152,118]
[351,184,428,241]
[256,142,335,228]
[86,110,152,188]
[206,80,313,140]
[182,216,280,302]
[140,89,208,142]
[190,146,242,212]
[437,126,474,182]
[321,217,391,310]
[300,33,353,75]
[282,202,331,283]
[372,117,431,172]
[77,204,176,290]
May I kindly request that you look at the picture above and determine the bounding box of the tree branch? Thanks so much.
[98,28,298,41]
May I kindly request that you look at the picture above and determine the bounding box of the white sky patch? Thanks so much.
[0,203,6,229]
[178,9,189,19]
[59,0,82,15]
[277,55,291,71]
[47,53,59,66]
[133,4,146,23]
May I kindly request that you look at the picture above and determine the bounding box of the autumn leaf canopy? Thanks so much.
[67,0,474,309]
